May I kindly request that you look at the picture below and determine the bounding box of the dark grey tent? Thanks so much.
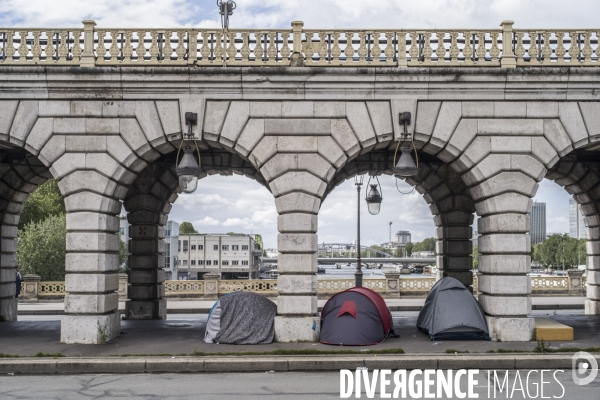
[204,292,276,344]
[417,277,490,340]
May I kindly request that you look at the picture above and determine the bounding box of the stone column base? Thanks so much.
[61,312,120,344]
[585,299,600,315]
[0,298,17,321]
[125,298,167,320]
[274,316,320,342]
[486,316,534,342]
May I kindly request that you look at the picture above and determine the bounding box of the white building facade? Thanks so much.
[164,221,180,280]
[177,234,261,279]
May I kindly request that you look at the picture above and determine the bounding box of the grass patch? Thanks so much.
[445,349,469,354]
[34,352,65,358]
[543,347,600,353]
[190,348,405,357]
[486,349,529,353]
[0,353,19,358]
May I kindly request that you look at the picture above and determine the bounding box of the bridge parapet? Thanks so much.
[1,20,598,67]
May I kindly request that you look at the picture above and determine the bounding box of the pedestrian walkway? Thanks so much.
[1,313,598,358]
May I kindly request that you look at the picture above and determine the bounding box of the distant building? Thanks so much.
[177,233,261,280]
[569,198,587,239]
[395,231,411,247]
[164,221,179,280]
[382,230,412,250]
[530,202,546,244]
[119,217,130,244]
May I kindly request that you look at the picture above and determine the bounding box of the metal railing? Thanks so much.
[1,21,598,68]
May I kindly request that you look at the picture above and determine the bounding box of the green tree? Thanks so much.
[404,242,414,257]
[254,234,264,249]
[17,214,67,281]
[18,179,65,230]
[472,244,480,269]
[412,237,436,253]
[538,234,586,270]
[179,221,198,234]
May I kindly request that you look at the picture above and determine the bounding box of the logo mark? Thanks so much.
[572,351,598,386]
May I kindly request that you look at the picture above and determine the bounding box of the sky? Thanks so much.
[1,0,594,249]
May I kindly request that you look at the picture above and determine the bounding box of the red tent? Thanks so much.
[320,286,395,345]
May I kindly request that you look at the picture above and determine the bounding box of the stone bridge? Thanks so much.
[0,21,599,343]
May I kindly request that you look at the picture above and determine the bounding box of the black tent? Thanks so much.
[320,287,396,345]
[417,277,490,340]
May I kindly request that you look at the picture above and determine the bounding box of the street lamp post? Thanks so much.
[354,175,363,287]
[354,175,383,287]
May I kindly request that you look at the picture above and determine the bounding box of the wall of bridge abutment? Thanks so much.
[1,67,600,343]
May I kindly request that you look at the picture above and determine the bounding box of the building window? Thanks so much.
[183,240,188,252]
[198,245,203,250]
[191,245,196,250]
[206,260,211,265]
[232,260,239,265]
[198,260,204,265]
[222,261,229,266]
[182,260,188,266]
[213,245,219,250]
[222,245,229,250]
[232,245,239,250]
[119,227,124,235]
[191,260,196,265]
[178,240,181,252]
[242,261,248,265]
[214,260,219,266]
[242,245,249,250]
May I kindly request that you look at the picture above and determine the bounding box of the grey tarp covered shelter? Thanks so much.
[417,277,490,340]
[204,292,276,344]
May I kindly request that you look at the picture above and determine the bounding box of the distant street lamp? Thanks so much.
[175,112,202,194]
[354,175,384,287]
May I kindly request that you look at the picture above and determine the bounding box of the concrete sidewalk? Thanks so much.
[16,296,586,315]
[1,313,598,358]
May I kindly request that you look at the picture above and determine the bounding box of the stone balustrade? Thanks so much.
[17,272,587,302]
[1,21,598,67]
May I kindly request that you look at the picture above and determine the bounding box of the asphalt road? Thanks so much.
[0,370,598,399]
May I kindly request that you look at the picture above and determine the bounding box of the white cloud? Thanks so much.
[193,216,220,226]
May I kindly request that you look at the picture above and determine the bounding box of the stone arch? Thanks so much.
[403,99,600,340]
[121,150,268,321]
[0,142,53,322]
[325,149,476,290]
[544,145,600,315]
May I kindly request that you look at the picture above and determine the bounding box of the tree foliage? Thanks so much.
[179,221,198,234]
[532,234,586,270]
[411,237,436,253]
[404,242,414,257]
[18,179,65,230]
[17,214,67,281]
[472,245,480,269]
[254,234,264,249]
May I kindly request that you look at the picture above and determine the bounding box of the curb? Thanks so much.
[1,354,596,374]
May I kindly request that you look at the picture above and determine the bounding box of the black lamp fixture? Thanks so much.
[175,112,202,194]
[393,112,419,179]
[365,175,383,215]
